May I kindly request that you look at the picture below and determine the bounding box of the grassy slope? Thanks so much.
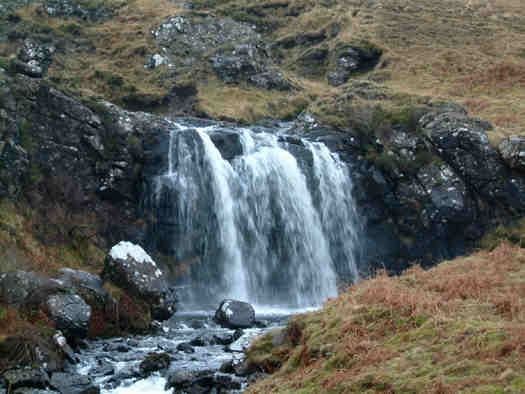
[246,242,525,393]
[1,0,523,137]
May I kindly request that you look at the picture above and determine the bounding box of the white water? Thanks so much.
[151,122,360,308]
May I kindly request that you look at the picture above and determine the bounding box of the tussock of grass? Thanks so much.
[246,242,525,393]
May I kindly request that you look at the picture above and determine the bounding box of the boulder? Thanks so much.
[214,299,255,329]
[45,294,91,339]
[0,271,62,306]
[2,368,50,391]
[50,372,99,394]
[139,352,172,377]
[165,369,241,392]
[57,268,112,308]
[101,241,177,321]
[499,136,525,172]
[176,342,194,353]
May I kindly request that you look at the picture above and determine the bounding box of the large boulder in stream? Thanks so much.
[101,241,177,321]
[214,299,256,329]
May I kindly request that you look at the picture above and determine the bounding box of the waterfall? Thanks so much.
[148,121,360,308]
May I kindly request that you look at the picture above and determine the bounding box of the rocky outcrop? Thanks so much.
[150,15,293,90]
[215,300,256,329]
[327,41,383,86]
[101,241,177,321]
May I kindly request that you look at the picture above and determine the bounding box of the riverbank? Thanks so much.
[245,242,525,393]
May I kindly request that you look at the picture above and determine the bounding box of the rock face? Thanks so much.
[45,294,91,339]
[215,300,256,329]
[101,241,177,321]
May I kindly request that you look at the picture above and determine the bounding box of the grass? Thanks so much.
[2,0,524,136]
[246,242,525,393]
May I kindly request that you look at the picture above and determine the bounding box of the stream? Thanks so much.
[71,308,308,393]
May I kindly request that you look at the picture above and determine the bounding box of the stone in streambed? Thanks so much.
[214,299,255,329]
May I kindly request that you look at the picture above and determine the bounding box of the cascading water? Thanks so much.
[147,121,360,308]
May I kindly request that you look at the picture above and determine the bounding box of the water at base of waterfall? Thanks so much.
[73,309,303,393]
[146,120,361,309]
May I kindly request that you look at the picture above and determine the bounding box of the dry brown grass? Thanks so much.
[246,242,525,393]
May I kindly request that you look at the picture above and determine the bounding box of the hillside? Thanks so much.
[246,242,525,393]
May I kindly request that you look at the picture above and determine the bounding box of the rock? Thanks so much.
[499,136,525,172]
[327,41,383,86]
[53,331,78,364]
[17,39,56,76]
[56,269,112,312]
[208,130,243,160]
[7,59,43,78]
[296,46,329,77]
[214,299,255,329]
[139,352,172,377]
[50,372,99,394]
[12,389,59,394]
[38,0,117,21]
[145,53,172,70]
[0,271,62,306]
[420,109,525,213]
[211,53,260,84]
[45,294,91,339]
[176,342,195,353]
[2,368,50,391]
[101,241,177,321]
[248,71,294,91]
[164,369,240,392]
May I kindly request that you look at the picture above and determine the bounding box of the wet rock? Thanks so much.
[46,293,91,339]
[2,368,50,391]
[214,299,255,329]
[139,352,172,377]
[12,389,59,394]
[208,130,243,160]
[219,360,235,374]
[101,241,177,321]
[499,136,525,172]
[188,319,206,329]
[53,331,78,364]
[176,342,195,353]
[50,372,99,394]
[165,369,240,392]
[89,360,114,378]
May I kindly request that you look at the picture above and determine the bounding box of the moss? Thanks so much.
[479,218,525,250]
